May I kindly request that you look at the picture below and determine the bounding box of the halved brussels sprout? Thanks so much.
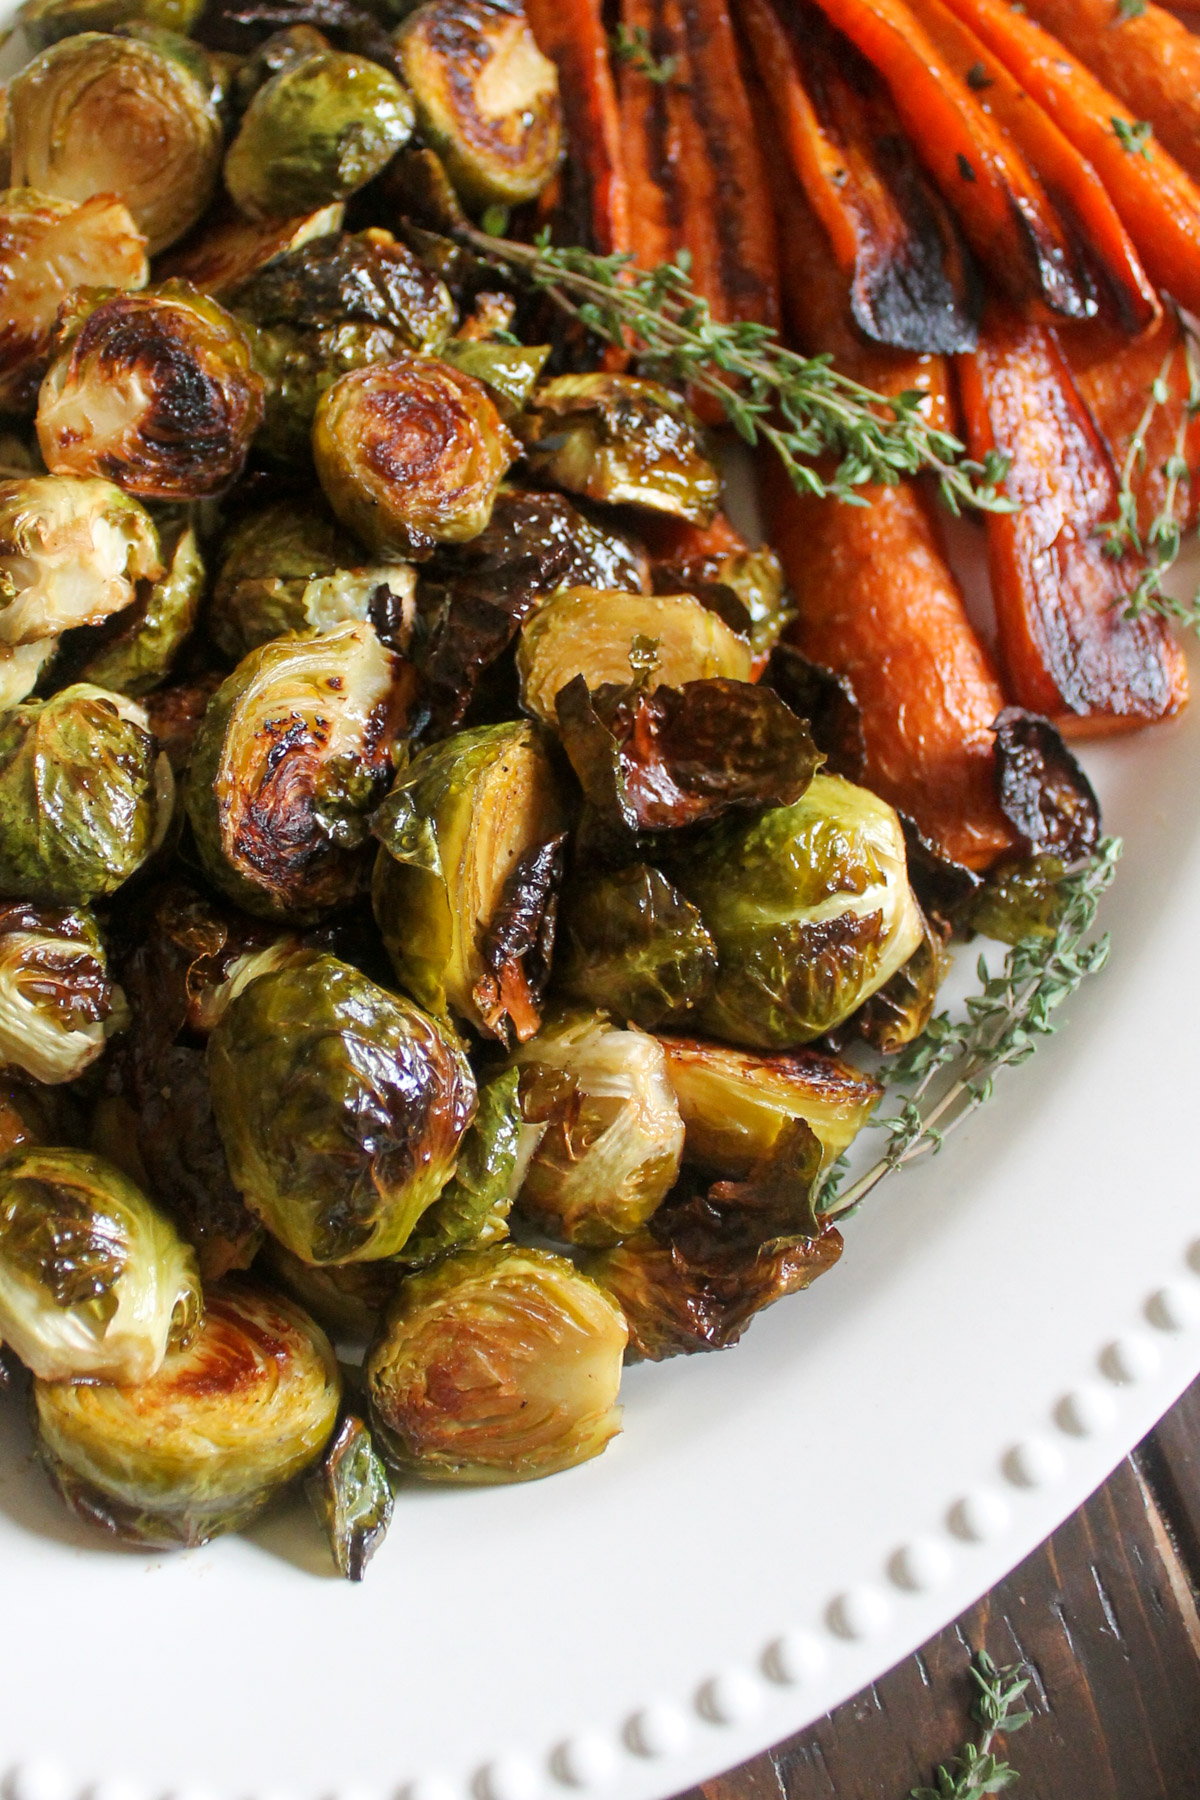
[7,33,223,253]
[437,339,550,421]
[0,190,146,414]
[666,774,925,1048]
[516,587,752,727]
[0,685,170,905]
[0,475,161,647]
[306,1412,393,1580]
[208,952,478,1263]
[161,202,346,297]
[313,354,518,557]
[365,1242,626,1483]
[371,720,565,1042]
[225,51,415,219]
[0,901,128,1085]
[66,520,203,696]
[399,1065,540,1263]
[554,865,717,1031]
[0,1146,200,1382]
[517,377,720,524]
[657,1037,882,1179]
[35,1282,339,1546]
[210,497,415,662]
[15,0,206,50]
[264,1238,402,1340]
[37,285,264,501]
[394,0,561,210]
[509,1009,684,1247]
[653,545,793,667]
[0,638,56,713]
[185,622,413,920]
[229,228,456,352]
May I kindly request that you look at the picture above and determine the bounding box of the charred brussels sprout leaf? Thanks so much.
[394,0,562,210]
[554,864,716,1030]
[208,952,478,1263]
[510,1010,684,1247]
[365,1242,626,1483]
[653,545,794,666]
[555,675,821,834]
[185,622,414,921]
[437,339,550,421]
[0,685,169,905]
[765,644,867,784]
[667,773,924,1048]
[399,1064,535,1262]
[0,1146,201,1382]
[313,354,518,557]
[306,1412,393,1580]
[8,33,223,253]
[37,285,264,502]
[229,227,455,351]
[35,1283,339,1546]
[517,588,751,728]
[0,191,147,414]
[517,376,720,524]
[160,202,346,299]
[15,0,207,48]
[372,720,565,1042]
[992,708,1101,862]
[66,520,204,696]
[0,475,161,648]
[225,51,414,219]
[0,901,128,1085]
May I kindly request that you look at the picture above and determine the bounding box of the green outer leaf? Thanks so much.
[306,1412,394,1580]
[399,1066,524,1263]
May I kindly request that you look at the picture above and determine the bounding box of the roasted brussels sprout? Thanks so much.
[372,720,565,1042]
[248,317,402,464]
[836,906,948,1052]
[0,902,128,1085]
[209,952,477,1263]
[667,774,925,1048]
[160,201,346,298]
[210,497,415,661]
[516,587,752,727]
[653,545,793,667]
[399,1065,538,1263]
[263,1238,402,1339]
[313,355,518,557]
[365,1242,626,1482]
[0,475,161,647]
[225,52,414,219]
[517,377,720,524]
[657,1037,882,1179]
[0,685,170,906]
[229,227,455,352]
[509,1009,684,1247]
[394,0,561,210]
[0,190,146,414]
[185,623,413,920]
[37,286,264,501]
[554,865,717,1030]
[7,33,223,253]
[437,339,550,421]
[306,1412,393,1580]
[0,638,56,712]
[35,1282,339,1546]
[14,0,206,50]
[66,520,203,696]
[0,1146,200,1382]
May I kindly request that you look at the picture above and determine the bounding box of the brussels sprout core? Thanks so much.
[35,1283,339,1546]
[0,1146,201,1383]
[0,475,162,647]
[366,1243,626,1483]
[0,901,128,1085]
[0,639,55,713]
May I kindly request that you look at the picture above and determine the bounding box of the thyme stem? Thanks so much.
[910,1651,1035,1800]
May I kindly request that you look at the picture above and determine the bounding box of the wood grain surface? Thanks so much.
[672,1376,1200,1800]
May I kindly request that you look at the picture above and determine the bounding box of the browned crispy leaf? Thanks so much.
[472,834,566,1047]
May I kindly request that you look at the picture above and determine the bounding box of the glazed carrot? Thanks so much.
[525,0,630,255]
[902,0,1158,334]
[616,0,683,275]
[637,514,750,561]
[957,305,1188,736]
[740,0,975,352]
[1012,0,1200,187]
[798,0,1094,319]
[936,0,1200,318]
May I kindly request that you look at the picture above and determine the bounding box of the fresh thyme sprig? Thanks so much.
[611,21,679,84]
[820,839,1121,1222]
[910,1651,1035,1800]
[1112,116,1153,157]
[453,226,1014,512]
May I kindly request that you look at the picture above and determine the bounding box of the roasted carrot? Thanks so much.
[637,513,750,561]
[901,0,1158,335]
[797,0,1094,319]
[1012,0,1200,187]
[936,0,1200,318]
[957,305,1188,735]
[740,0,975,352]
[525,0,630,255]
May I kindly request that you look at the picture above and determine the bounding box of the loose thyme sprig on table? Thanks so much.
[454,226,1014,512]
[910,1651,1035,1800]
[820,839,1121,1223]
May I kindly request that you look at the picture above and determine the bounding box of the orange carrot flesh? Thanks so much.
[936,0,1200,318]
[902,0,1158,334]
[798,0,1094,319]
[956,305,1188,735]
[616,0,678,274]
[525,0,630,255]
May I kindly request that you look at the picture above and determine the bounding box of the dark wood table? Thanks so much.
[672,1376,1200,1800]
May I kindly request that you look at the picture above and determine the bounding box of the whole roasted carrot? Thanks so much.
[525,0,630,255]
[796,0,1094,319]
[902,0,1158,335]
[936,0,1200,318]
[957,305,1188,735]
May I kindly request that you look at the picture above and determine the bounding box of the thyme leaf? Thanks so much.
[1114,0,1146,18]
[1112,116,1153,156]
[910,1651,1035,1800]
[611,21,678,83]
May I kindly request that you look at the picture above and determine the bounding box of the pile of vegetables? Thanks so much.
[0,0,1187,1578]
